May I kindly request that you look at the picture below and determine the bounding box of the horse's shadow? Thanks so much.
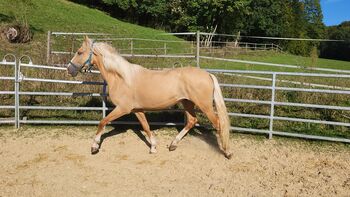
[190,126,222,153]
[98,124,222,154]
[99,125,152,149]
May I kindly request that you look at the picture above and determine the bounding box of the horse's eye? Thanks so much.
[77,51,83,55]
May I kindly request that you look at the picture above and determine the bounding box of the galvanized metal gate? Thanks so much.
[1,54,349,143]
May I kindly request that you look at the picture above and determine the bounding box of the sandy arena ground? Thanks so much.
[0,125,349,197]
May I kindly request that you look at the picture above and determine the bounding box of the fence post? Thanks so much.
[15,58,20,128]
[13,56,19,128]
[130,39,133,56]
[269,73,277,139]
[164,43,167,55]
[46,31,51,65]
[196,31,200,68]
[191,41,194,55]
[102,81,107,118]
[71,35,75,55]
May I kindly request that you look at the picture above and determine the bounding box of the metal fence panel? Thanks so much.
[0,54,17,125]
[0,46,349,144]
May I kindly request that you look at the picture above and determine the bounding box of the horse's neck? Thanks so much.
[96,53,140,88]
[105,52,140,86]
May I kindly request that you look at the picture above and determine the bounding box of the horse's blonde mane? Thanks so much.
[93,42,139,86]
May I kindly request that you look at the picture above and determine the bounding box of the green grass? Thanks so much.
[0,0,181,38]
[0,0,185,62]
[231,51,350,70]
[1,0,349,70]
[200,50,350,72]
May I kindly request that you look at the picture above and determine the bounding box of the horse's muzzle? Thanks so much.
[67,63,78,77]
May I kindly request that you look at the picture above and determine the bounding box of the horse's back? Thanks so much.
[132,66,213,109]
[158,66,214,92]
[177,67,214,100]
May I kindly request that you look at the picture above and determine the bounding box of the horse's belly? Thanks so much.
[134,83,185,109]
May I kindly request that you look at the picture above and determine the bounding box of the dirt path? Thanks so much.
[0,126,349,197]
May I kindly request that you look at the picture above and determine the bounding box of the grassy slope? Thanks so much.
[0,0,181,62]
[200,50,350,72]
[0,0,349,70]
[235,51,350,70]
[0,0,181,38]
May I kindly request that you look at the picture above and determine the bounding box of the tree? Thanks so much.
[167,0,250,33]
[73,0,328,57]
[303,0,325,39]
[320,21,350,61]
[283,0,309,55]
[102,0,138,22]
[138,0,167,27]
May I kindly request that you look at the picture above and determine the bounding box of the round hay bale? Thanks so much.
[1,22,33,43]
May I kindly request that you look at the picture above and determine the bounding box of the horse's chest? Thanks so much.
[108,85,132,106]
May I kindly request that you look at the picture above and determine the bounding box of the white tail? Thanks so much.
[210,74,232,159]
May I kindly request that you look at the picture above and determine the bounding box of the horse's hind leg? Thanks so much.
[169,100,197,151]
[135,112,157,154]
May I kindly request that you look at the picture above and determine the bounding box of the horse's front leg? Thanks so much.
[91,107,130,154]
[135,111,157,154]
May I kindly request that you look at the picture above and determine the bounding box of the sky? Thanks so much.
[321,0,350,26]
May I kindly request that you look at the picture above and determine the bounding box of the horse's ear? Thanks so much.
[83,35,91,47]
[84,35,90,44]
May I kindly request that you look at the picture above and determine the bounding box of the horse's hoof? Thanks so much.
[150,148,157,154]
[91,147,99,155]
[169,144,177,151]
[224,152,233,160]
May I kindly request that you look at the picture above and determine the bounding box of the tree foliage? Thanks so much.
[76,0,332,57]
[320,21,350,61]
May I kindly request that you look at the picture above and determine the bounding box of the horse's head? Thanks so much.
[67,36,95,77]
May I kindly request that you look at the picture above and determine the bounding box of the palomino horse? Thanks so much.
[67,36,232,159]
